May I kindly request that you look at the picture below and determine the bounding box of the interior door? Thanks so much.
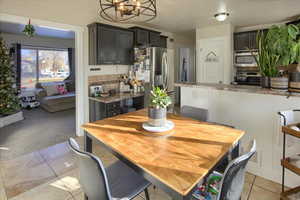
[197,38,225,84]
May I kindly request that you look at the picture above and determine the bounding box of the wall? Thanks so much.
[196,23,234,84]
[1,32,75,48]
[0,1,193,134]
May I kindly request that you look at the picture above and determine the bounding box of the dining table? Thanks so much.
[82,109,245,200]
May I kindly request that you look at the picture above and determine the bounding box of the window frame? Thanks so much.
[21,46,71,88]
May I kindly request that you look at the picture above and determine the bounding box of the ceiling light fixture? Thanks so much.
[99,0,157,23]
[214,12,229,22]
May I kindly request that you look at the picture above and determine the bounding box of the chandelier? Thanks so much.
[99,0,157,23]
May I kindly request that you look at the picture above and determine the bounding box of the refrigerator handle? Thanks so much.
[162,51,168,90]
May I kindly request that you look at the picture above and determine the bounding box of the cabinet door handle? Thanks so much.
[103,61,113,64]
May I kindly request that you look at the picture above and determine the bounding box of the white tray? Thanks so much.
[142,120,174,133]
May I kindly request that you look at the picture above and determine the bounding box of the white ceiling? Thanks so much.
[0,21,75,39]
[142,0,300,35]
[0,0,299,38]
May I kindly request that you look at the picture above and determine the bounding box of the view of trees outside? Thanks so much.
[21,49,70,89]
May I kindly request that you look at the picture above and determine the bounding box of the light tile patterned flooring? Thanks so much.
[0,137,288,200]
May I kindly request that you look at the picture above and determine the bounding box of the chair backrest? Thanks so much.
[181,106,208,122]
[68,138,112,200]
[217,140,256,200]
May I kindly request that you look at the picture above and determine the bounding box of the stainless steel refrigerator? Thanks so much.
[135,47,173,107]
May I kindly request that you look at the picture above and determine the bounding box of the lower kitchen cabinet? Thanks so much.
[89,96,145,122]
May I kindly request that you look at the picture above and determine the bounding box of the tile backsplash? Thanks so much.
[88,74,126,93]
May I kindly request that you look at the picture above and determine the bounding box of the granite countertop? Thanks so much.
[89,92,145,103]
[174,82,300,98]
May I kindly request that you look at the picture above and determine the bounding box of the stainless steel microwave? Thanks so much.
[234,52,258,67]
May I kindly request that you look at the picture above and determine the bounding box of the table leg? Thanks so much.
[84,132,92,200]
[84,131,92,153]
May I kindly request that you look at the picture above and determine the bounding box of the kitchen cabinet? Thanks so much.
[234,32,251,51]
[234,30,269,51]
[98,25,117,64]
[249,31,258,50]
[149,31,161,47]
[88,23,134,65]
[159,36,168,48]
[89,100,121,122]
[89,95,145,122]
[130,26,163,47]
[130,27,149,46]
[116,29,134,65]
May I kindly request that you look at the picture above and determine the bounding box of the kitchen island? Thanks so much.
[175,82,300,188]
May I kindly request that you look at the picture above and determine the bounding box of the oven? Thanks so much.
[234,52,258,67]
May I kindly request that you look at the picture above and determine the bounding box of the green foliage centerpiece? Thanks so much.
[148,87,172,127]
[0,35,21,116]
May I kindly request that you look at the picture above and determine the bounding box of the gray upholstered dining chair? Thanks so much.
[68,138,151,200]
[180,105,236,172]
[216,140,256,200]
[181,106,209,122]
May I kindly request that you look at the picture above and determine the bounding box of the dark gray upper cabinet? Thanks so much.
[159,36,168,48]
[98,25,117,64]
[234,32,250,51]
[130,27,164,47]
[249,31,258,50]
[130,27,149,45]
[88,23,134,65]
[116,30,134,65]
[234,31,258,51]
[149,31,161,47]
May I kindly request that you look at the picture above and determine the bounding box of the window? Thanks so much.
[21,47,70,89]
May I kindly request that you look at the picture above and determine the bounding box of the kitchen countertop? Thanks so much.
[175,82,300,98]
[89,92,144,103]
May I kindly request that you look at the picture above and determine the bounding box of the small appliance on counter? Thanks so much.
[234,51,258,67]
[234,50,261,86]
[89,85,103,97]
[235,71,261,86]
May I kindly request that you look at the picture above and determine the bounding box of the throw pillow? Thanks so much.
[43,85,59,96]
[56,84,68,95]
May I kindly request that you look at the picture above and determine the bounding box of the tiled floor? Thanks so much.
[0,137,291,200]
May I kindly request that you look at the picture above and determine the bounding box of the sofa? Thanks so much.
[36,81,75,112]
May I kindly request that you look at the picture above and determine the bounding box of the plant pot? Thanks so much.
[270,77,289,91]
[289,72,300,93]
[260,76,270,88]
[148,107,167,127]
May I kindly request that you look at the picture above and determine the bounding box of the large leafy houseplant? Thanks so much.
[266,24,300,67]
[148,87,172,127]
[253,30,280,78]
[265,24,300,90]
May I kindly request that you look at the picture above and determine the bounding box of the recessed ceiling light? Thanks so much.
[214,12,230,22]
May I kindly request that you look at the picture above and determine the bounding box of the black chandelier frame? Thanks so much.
[99,0,157,23]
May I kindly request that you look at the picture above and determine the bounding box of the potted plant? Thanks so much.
[266,24,300,90]
[148,86,172,127]
[251,30,280,88]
